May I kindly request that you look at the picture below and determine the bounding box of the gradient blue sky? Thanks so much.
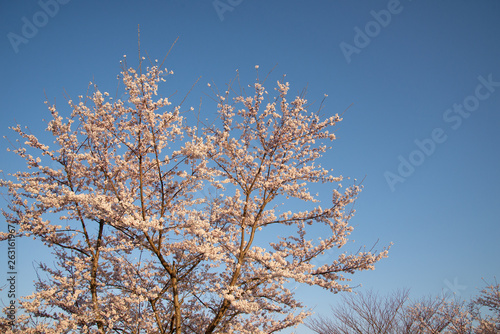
[1,1,499,332]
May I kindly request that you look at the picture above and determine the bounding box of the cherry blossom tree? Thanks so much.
[0,54,389,333]
[473,278,500,333]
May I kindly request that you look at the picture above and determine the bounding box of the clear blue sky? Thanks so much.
[1,1,499,332]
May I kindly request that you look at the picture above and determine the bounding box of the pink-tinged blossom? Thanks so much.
[0,58,389,333]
